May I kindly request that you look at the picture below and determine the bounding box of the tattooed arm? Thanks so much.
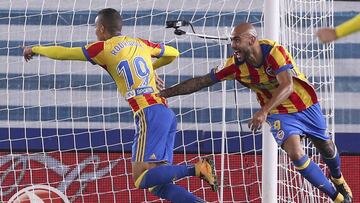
[159,73,217,98]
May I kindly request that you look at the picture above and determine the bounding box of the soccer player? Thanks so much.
[317,14,360,43]
[159,23,352,203]
[23,8,217,203]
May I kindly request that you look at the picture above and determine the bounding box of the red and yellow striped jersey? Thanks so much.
[82,36,168,113]
[210,39,318,114]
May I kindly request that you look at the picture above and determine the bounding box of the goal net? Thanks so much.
[0,0,333,202]
[278,0,334,202]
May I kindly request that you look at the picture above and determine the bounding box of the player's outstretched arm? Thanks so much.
[335,14,360,39]
[317,14,360,43]
[23,46,87,62]
[152,45,179,69]
[159,73,217,98]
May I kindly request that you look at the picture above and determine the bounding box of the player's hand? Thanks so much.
[248,109,268,132]
[316,28,337,43]
[23,46,35,62]
[155,73,165,90]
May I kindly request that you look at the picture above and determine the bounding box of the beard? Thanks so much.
[234,48,251,63]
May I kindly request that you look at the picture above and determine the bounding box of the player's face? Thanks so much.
[230,34,252,62]
[95,16,105,41]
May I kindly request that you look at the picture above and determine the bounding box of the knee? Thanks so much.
[133,174,140,185]
[132,162,162,189]
[287,149,305,162]
[311,138,337,158]
[132,165,150,189]
[133,170,149,189]
[132,168,141,184]
[282,135,305,162]
[320,141,337,158]
[321,147,336,159]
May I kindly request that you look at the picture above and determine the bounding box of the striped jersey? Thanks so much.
[82,36,167,113]
[210,39,318,114]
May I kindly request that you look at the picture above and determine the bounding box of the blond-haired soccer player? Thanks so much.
[160,23,352,203]
[23,8,217,203]
[317,14,360,43]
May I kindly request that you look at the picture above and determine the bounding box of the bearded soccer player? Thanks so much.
[23,8,217,203]
[160,23,352,203]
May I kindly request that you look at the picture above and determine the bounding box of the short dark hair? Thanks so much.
[97,8,122,35]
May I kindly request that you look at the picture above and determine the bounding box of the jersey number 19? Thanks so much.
[117,56,150,90]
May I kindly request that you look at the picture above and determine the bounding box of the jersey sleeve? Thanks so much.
[82,41,106,66]
[31,46,87,61]
[267,45,293,75]
[209,57,237,82]
[138,38,165,58]
[335,14,360,39]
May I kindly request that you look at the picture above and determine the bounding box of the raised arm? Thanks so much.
[23,46,87,62]
[317,14,360,43]
[335,14,360,39]
[159,73,217,98]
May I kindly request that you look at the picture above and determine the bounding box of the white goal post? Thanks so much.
[262,0,279,202]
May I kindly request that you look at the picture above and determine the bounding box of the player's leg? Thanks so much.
[132,161,206,203]
[300,103,352,202]
[132,110,196,188]
[131,105,216,202]
[132,106,216,189]
[267,113,343,202]
[311,137,352,201]
[132,161,195,188]
[281,135,343,201]
[310,138,339,176]
[150,183,204,203]
[132,160,216,203]
[142,136,210,203]
[131,106,196,186]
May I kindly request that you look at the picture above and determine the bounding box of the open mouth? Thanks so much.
[233,50,243,61]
